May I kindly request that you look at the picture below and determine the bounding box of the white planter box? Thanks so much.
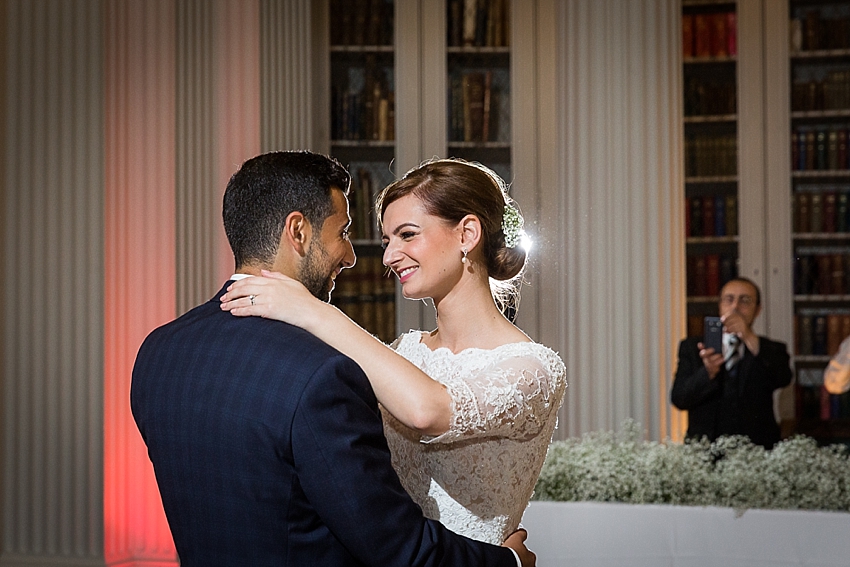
[521,501,850,567]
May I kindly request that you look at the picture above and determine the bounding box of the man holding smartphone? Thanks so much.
[671,277,792,449]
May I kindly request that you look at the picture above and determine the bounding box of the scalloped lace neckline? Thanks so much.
[406,330,541,356]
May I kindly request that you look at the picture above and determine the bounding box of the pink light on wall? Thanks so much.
[214,0,262,283]
[103,1,261,563]
[104,1,178,563]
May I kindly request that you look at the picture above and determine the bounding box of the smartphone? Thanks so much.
[703,316,723,353]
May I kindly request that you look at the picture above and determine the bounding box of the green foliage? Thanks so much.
[533,420,850,512]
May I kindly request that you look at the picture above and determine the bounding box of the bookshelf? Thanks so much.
[682,1,740,338]
[788,0,850,443]
[446,0,511,184]
[324,0,517,340]
[329,0,397,343]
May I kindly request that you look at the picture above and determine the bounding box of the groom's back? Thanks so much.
[131,286,370,566]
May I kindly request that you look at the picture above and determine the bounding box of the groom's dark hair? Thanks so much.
[223,150,351,269]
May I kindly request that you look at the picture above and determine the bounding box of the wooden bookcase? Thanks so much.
[788,0,850,444]
[325,0,515,340]
[446,0,511,184]
[328,0,397,343]
[682,0,740,337]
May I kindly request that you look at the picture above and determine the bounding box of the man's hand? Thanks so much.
[697,342,724,379]
[503,528,535,567]
[721,310,760,355]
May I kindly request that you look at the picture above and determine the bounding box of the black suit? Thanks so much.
[131,282,517,567]
[671,336,792,449]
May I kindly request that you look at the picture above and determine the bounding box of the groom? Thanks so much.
[131,151,532,566]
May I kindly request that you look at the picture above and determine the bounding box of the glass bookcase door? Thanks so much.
[682,0,740,338]
[788,0,850,443]
[329,0,397,343]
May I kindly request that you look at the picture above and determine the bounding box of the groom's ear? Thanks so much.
[282,211,312,258]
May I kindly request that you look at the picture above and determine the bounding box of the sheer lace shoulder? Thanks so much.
[393,331,567,443]
[385,330,568,544]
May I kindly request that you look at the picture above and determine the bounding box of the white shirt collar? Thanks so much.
[229,273,254,281]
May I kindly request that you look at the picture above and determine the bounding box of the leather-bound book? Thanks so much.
[702,194,715,237]
[824,191,837,233]
[710,12,727,57]
[810,192,823,234]
[725,194,737,236]
[682,14,694,58]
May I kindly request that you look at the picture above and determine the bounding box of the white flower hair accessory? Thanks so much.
[502,204,524,248]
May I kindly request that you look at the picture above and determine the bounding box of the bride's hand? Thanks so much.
[220,270,321,329]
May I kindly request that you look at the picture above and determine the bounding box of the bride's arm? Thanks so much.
[220,271,451,435]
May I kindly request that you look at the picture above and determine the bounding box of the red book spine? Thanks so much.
[682,14,694,59]
[694,15,711,58]
[711,13,727,57]
[725,12,737,57]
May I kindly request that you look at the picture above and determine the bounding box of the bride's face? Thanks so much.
[380,194,463,301]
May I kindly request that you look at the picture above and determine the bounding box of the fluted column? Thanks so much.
[175,0,217,314]
[1,1,105,564]
[104,1,179,564]
[260,0,324,152]
[175,0,262,312]
[554,0,685,441]
[214,0,262,283]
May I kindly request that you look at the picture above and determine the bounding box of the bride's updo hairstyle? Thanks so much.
[376,158,527,307]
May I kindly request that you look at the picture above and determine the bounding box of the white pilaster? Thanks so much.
[104,1,179,564]
[2,1,105,564]
[259,0,319,152]
[554,0,685,440]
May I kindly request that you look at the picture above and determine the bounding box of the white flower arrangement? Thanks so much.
[534,420,850,512]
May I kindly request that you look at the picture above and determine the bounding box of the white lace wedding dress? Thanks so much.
[383,331,568,545]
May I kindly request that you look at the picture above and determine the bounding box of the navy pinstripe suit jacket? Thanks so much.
[131,282,515,566]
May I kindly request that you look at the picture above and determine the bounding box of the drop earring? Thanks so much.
[461,248,468,264]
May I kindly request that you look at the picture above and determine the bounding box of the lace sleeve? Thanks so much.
[424,347,567,444]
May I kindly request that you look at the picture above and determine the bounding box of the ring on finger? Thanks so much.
[249,294,255,306]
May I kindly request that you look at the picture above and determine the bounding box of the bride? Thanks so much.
[220,158,567,545]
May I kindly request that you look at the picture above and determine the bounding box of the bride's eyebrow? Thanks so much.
[391,222,420,235]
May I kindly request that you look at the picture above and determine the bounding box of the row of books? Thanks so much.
[349,168,382,242]
[794,249,850,296]
[686,194,738,238]
[686,254,737,298]
[330,0,393,47]
[796,384,850,421]
[331,80,395,142]
[795,310,850,356]
[789,11,850,52]
[791,127,850,172]
[684,78,736,117]
[682,11,737,59]
[447,0,509,48]
[792,186,850,233]
[449,71,499,143]
[791,71,850,112]
[684,134,737,177]
[331,255,396,344]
